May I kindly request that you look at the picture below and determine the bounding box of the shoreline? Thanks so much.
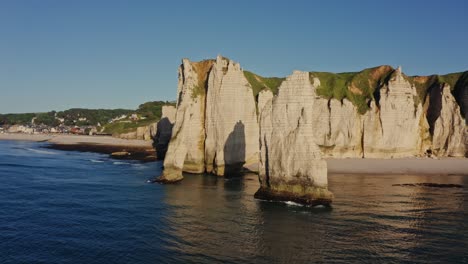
[0,133,157,162]
[1,133,467,173]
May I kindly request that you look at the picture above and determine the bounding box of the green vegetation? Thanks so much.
[103,101,175,135]
[102,118,156,134]
[0,109,133,126]
[309,72,355,100]
[56,108,133,126]
[437,72,464,90]
[311,66,394,114]
[0,101,176,133]
[191,85,204,99]
[0,113,36,125]
[36,112,60,127]
[191,59,214,99]
[243,71,285,96]
[408,71,467,104]
[243,65,467,116]
[409,75,438,102]
[135,101,172,120]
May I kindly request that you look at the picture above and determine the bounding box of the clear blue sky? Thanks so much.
[1,0,467,113]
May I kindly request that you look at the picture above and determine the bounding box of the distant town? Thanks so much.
[0,101,175,137]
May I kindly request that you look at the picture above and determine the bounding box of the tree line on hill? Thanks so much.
[0,101,175,128]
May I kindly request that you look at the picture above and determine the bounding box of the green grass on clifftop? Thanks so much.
[243,71,285,96]
[240,63,467,116]
[310,65,394,114]
[409,72,467,104]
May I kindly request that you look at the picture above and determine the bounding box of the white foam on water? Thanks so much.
[113,161,130,165]
[132,164,148,170]
[90,159,104,163]
[26,148,58,155]
[283,201,305,207]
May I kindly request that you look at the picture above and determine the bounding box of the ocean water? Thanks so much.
[0,140,467,263]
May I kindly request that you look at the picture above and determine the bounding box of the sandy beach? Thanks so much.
[0,133,152,147]
[327,158,468,175]
[0,133,156,161]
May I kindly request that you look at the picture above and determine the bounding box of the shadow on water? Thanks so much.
[223,121,246,177]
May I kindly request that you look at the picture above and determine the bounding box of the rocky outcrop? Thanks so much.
[159,59,211,182]
[312,98,364,158]
[153,105,176,159]
[159,56,467,185]
[427,84,466,156]
[256,71,333,205]
[159,56,260,182]
[116,123,155,141]
[115,106,176,156]
[308,67,466,158]
[363,67,428,158]
[204,56,259,176]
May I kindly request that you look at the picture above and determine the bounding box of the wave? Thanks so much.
[90,159,104,163]
[132,164,148,170]
[283,201,305,207]
[25,148,58,155]
[113,161,130,165]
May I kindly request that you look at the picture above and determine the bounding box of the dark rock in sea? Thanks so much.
[254,187,333,207]
[150,176,183,184]
[44,143,157,162]
[393,183,463,188]
[111,151,130,158]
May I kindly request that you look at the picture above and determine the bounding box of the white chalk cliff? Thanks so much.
[256,72,333,205]
[159,56,467,185]
[159,56,259,182]
[363,67,427,158]
[153,105,177,159]
[160,59,210,182]
[311,97,364,158]
[427,84,466,157]
[205,56,259,176]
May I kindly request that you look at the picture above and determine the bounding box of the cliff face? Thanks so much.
[427,84,466,156]
[205,57,259,176]
[363,67,428,158]
[113,105,176,160]
[256,72,333,205]
[153,105,176,159]
[160,59,210,182]
[308,67,467,158]
[160,56,467,183]
[311,98,363,158]
[117,124,155,141]
[159,56,259,182]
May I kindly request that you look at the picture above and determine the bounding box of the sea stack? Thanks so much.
[256,71,333,206]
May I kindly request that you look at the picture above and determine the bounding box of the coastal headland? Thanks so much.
[157,55,467,205]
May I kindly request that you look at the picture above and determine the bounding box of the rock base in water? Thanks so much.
[151,176,183,184]
[254,187,333,207]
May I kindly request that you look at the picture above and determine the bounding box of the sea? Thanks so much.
[0,140,467,263]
